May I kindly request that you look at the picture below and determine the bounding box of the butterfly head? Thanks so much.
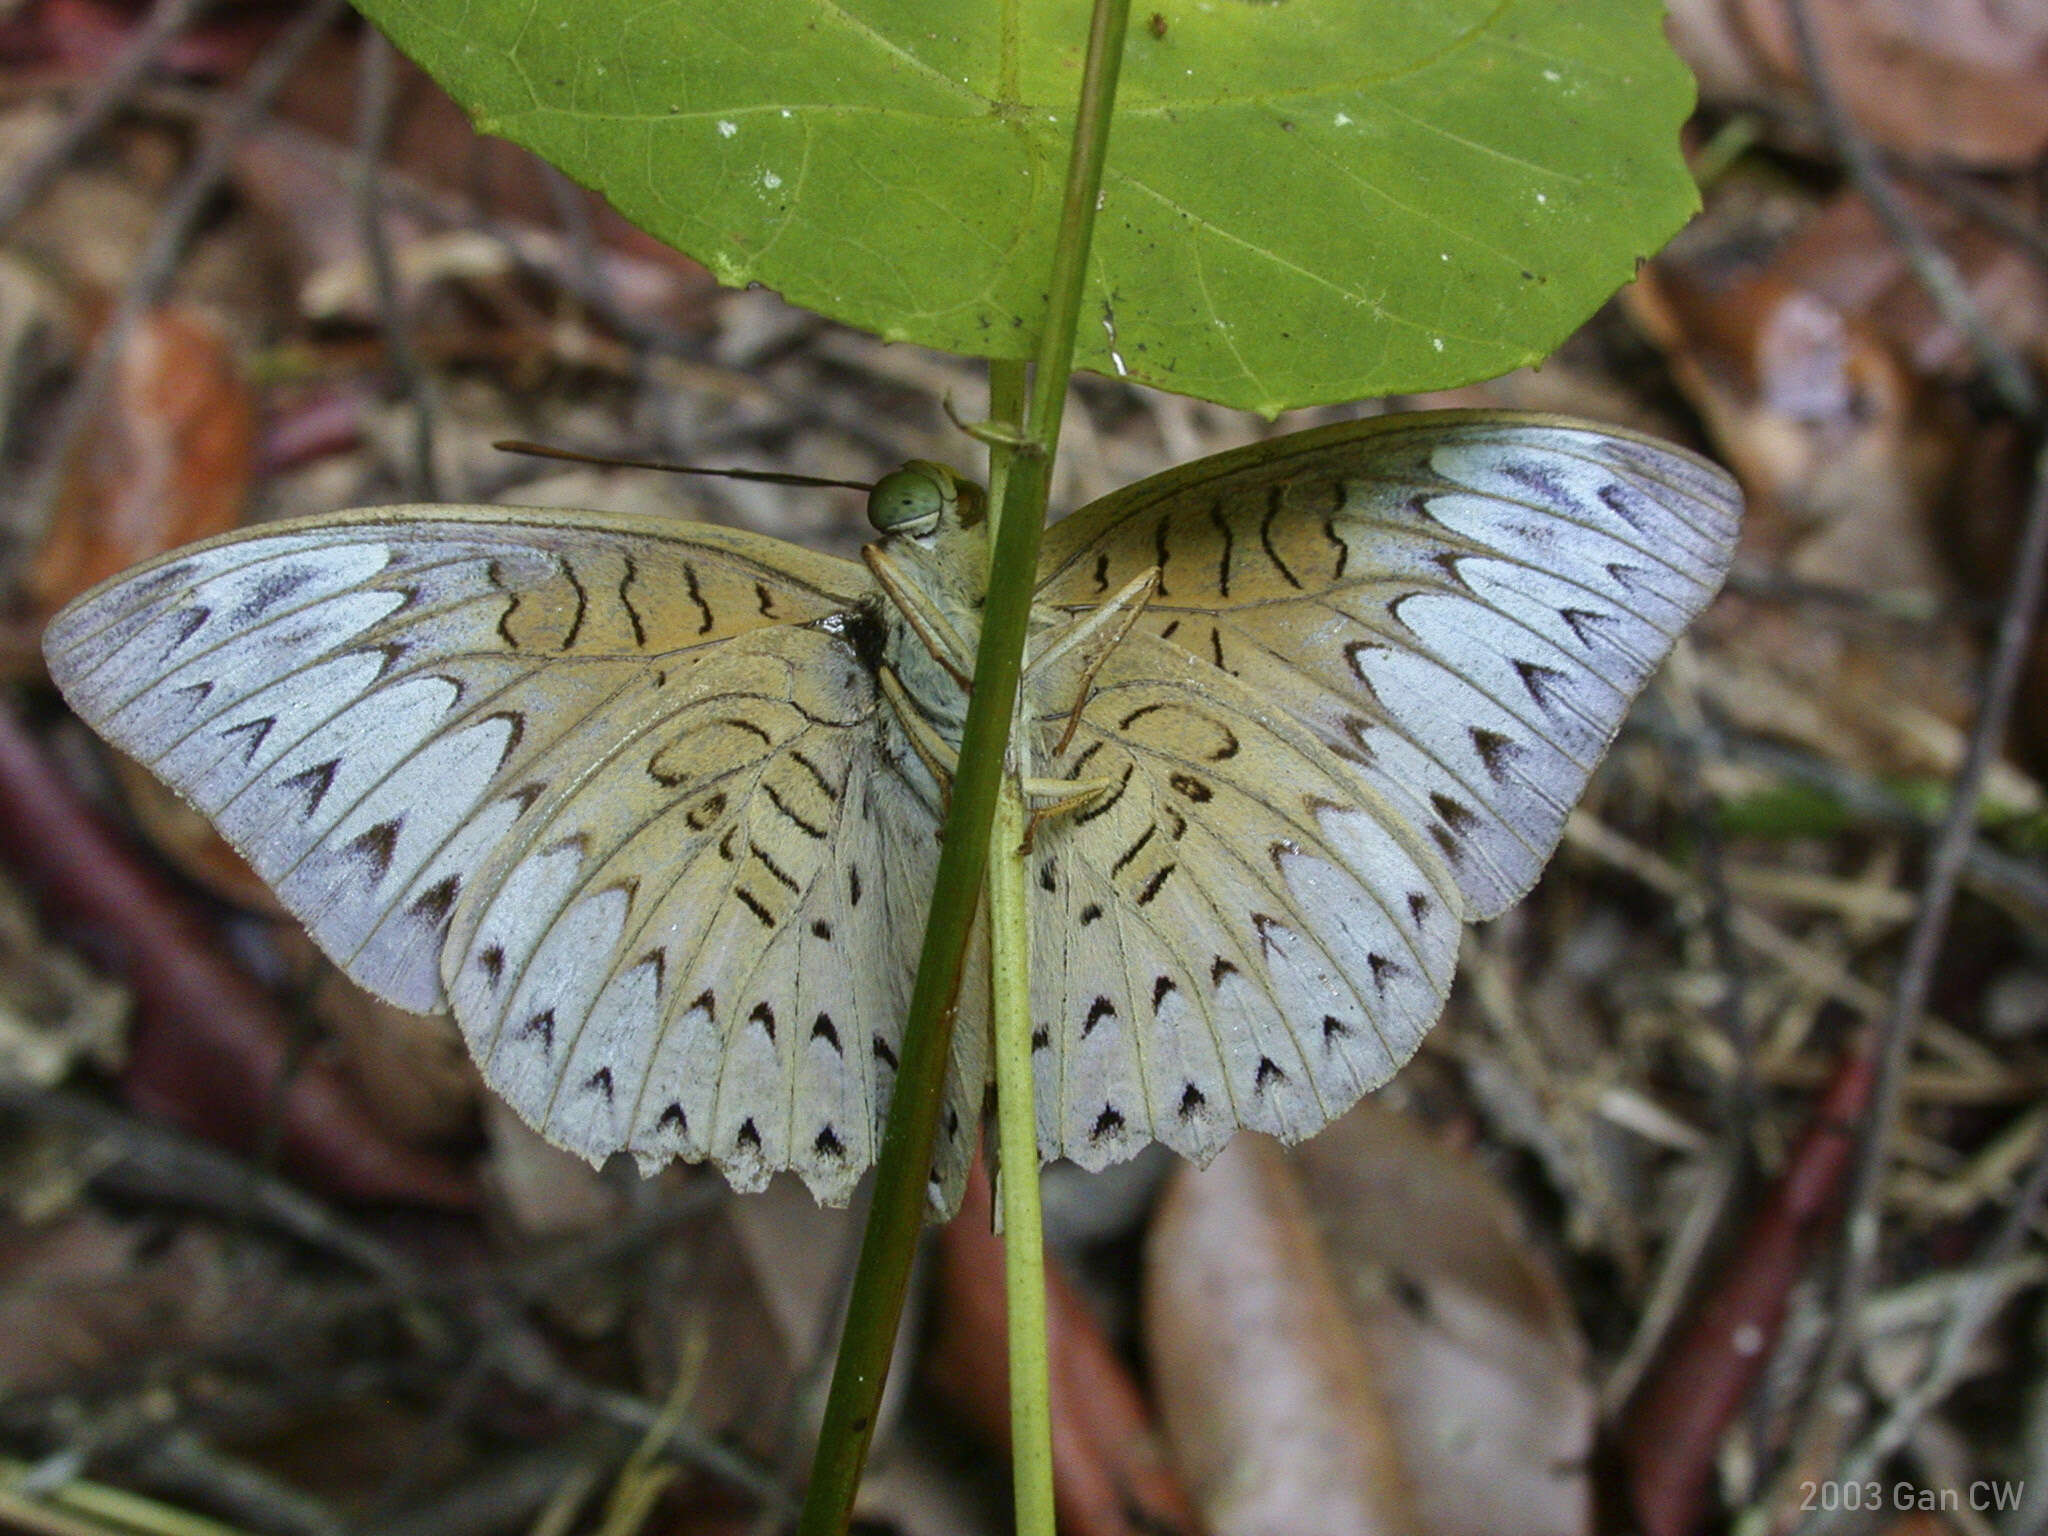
[867,461,986,539]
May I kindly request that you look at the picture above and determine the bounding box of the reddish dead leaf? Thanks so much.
[1669,0,2048,168]
[29,302,254,618]
[1145,1135,1418,1536]
[926,1161,1200,1536]
[1619,1036,1879,1536]
[0,699,475,1208]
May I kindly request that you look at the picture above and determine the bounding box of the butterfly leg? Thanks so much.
[864,544,977,687]
[1027,565,1161,756]
[879,665,1116,816]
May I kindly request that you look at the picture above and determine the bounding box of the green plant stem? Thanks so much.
[990,778,1055,1536]
[794,3,1130,1532]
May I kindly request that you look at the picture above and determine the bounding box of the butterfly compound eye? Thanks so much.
[867,464,953,536]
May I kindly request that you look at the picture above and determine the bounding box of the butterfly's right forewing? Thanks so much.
[45,507,975,1208]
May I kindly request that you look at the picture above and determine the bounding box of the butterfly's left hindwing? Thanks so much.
[1024,632,1463,1170]
[43,508,977,1211]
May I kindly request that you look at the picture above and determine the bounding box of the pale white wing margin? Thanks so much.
[1037,412,1741,921]
[41,509,979,1210]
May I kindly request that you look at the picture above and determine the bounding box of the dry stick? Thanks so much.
[20,0,353,535]
[353,26,443,500]
[0,0,217,236]
[0,1083,420,1283]
[1785,0,2039,420]
[1782,437,2048,1504]
[1776,0,2048,1501]
[1800,1128,2048,1536]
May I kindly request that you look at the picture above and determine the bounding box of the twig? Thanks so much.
[0,0,216,237]
[1785,0,2040,418]
[1795,1123,2048,1536]
[488,1313,792,1513]
[353,27,442,500]
[0,1085,420,1285]
[1780,433,2048,1497]
[21,0,352,535]
[128,1432,348,1536]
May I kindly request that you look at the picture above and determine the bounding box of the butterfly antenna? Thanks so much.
[493,439,875,493]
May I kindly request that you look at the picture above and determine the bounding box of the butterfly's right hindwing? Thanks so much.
[44,508,971,1209]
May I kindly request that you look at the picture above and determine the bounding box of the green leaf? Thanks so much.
[356,0,1698,414]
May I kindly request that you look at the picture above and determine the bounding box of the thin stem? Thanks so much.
[0,0,215,237]
[992,781,1055,1536]
[1777,438,2048,1513]
[794,2,1130,1531]
[353,28,442,500]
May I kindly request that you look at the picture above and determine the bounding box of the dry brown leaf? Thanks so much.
[1146,1133,1421,1536]
[1292,1104,1595,1536]
[1668,0,2048,168]
[1147,1109,1596,1536]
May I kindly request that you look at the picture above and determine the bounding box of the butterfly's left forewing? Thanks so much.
[1037,412,1740,922]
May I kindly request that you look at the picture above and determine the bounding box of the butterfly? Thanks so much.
[43,410,1739,1215]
